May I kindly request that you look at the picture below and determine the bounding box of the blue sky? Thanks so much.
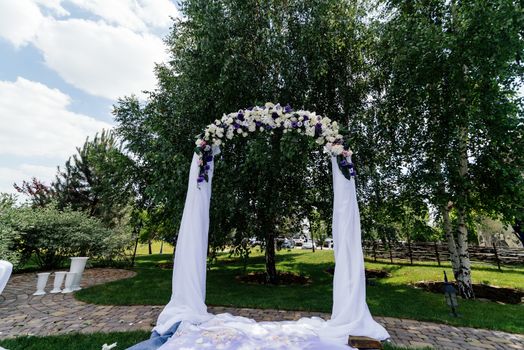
[0,0,181,195]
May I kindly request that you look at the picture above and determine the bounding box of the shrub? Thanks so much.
[7,203,132,270]
[0,194,21,267]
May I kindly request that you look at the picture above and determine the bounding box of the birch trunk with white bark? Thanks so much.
[453,132,475,298]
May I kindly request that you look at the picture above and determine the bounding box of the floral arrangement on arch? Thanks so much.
[194,103,355,184]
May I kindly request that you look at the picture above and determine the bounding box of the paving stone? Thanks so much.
[1,267,523,350]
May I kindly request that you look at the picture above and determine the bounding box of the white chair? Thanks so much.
[0,260,13,295]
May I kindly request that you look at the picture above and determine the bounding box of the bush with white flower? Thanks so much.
[194,103,355,184]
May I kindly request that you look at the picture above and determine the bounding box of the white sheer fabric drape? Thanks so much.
[317,157,389,343]
[153,153,389,345]
[154,152,216,335]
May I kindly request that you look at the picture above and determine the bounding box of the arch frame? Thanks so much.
[194,103,355,184]
[152,104,390,347]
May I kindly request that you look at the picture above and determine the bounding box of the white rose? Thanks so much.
[331,144,344,155]
[248,123,256,132]
[259,127,265,132]
[236,128,242,134]
[242,132,248,137]
[305,128,315,137]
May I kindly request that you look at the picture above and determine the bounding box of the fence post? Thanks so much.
[492,242,502,271]
[434,241,441,266]
[407,238,413,265]
[373,241,377,262]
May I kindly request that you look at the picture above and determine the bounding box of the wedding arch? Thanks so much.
[149,103,389,349]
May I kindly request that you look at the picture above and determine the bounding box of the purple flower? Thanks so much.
[237,112,244,121]
[303,115,309,121]
[284,104,293,113]
[204,164,210,170]
[233,123,241,129]
[348,163,354,169]
[205,155,213,162]
[291,121,298,128]
[197,176,205,183]
[272,112,279,119]
[255,121,262,127]
[265,125,272,130]
[340,159,348,167]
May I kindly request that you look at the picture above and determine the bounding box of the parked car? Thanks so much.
[281,239,295,249]
[293,238,304,247]
[301,241,316,249]
[323,238,334,249]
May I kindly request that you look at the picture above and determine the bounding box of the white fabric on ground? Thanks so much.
[0,260,13,295]
[157,313,353,350]
[317,157,389,343]
[153,153,389,345]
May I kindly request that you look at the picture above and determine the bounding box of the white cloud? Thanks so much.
[0,77,111,159]
[134,0,181,29]
[34,18,168,99]
[0,0,45,47]
[0,0,179,100]
[0,164,57,195]
[67,0,180,32]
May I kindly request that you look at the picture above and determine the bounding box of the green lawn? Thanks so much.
[76,249,524,334]
[0,332,420,350]
[0,331,150,350]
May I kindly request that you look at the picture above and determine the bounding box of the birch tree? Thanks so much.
[376,0,524,298]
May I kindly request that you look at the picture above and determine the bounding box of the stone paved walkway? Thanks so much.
[1,268,523,350]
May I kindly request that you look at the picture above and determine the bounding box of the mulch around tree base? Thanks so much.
[236,271,312,285]
[413,281,524,304]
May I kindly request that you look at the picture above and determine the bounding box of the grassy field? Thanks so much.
[76,249,524,334]
[0,332,422,350]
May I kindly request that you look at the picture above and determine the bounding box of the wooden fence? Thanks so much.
[362,241,524,268]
